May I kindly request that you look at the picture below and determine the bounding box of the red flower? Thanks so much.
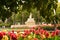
[0,32,3,40]
[33,38,38,40]
[8,32,12,36]
[12,30,14,33]
[51,30,59,37]
[51,31,55,37]
[24,30,30,35]
[11,33,17,40]
[45,32,49,38]
[1,32,6,35]
[22,33,27,38]
[44,30,47,34]
[55,30,59,35]
[30,29,35,33]
[40,29,45,34]
[34,30,39,35]
[37,26,41,30]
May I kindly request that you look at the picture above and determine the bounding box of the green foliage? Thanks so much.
[0,0,58,23]
[0,23,11,27]
[0,0,19,21]
[35,35,41,40]
[0,23,4,27]
[42,26,55,31]
[56,2,60,13]
[18,37,24,40]
[43,36,60,40]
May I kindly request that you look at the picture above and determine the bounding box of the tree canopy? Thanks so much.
[0,0,59,23]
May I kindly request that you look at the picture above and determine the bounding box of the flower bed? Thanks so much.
[0,27,60,40]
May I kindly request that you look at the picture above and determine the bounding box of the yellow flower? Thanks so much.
[41,34,46,39]
[28,35,32,39]
[2,35,8,40]
[2,30,7,32]
[48,33,51,38]
[42,35,46,38]
[16,32,21,39]
[33,34,36,38]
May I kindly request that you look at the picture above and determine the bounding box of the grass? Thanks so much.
[0,28,29,32]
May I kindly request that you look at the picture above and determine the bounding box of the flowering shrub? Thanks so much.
[0,27,60,40]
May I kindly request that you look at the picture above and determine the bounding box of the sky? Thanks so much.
[58,0,60,2]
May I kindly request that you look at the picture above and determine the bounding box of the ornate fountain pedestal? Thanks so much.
[25,13,35,25]
[25,18,35,25]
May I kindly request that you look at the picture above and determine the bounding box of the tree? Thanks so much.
[22,0,58,23]
[0,0,58,23]
[0,0,19,21]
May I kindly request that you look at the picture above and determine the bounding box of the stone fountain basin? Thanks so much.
[11,25,38,28]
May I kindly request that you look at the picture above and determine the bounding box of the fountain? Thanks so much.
[25,13,35,25]
[11,13,36,28]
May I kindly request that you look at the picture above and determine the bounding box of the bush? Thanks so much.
[42,26,55,31]
[0,23,4,27]
[0,23,11,27]
[4,23,11,27]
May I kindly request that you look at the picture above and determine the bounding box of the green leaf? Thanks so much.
[35,35,40,40]
[18,37,24,40]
